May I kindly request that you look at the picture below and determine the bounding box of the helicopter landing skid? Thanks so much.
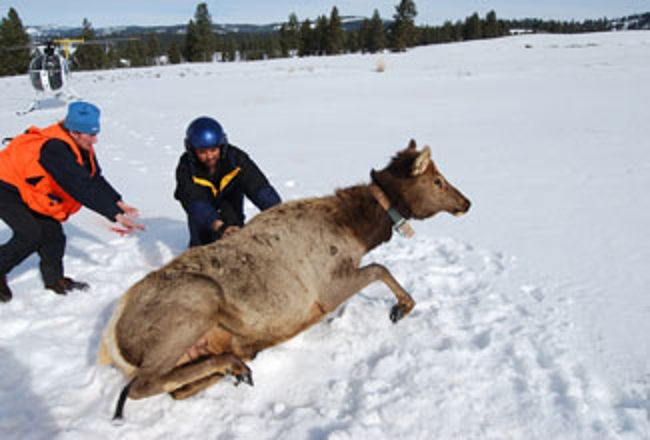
[16,100,40,116]
[17,92,75,116]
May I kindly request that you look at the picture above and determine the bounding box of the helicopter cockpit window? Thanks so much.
[30,74,45,91]
[45,56,62,72]
[30,56,44,70]
[48,58,64,91]
[29,56,46,91]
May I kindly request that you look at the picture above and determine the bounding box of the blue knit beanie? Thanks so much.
[64,101,101,134]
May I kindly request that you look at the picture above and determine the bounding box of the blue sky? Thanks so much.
[5,0,649,27]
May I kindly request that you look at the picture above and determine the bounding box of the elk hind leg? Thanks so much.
[115,353,253,419]
[170,372,225,400]
[130,353,253,400]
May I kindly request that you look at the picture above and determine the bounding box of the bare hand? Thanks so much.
[210,219,225,232]
[117,200,140,217]
[115,213,146,232]
[223,226,240,237]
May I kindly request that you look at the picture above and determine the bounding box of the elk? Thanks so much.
[98,140,471,419]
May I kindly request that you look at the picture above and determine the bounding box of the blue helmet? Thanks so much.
[185,117,228,150]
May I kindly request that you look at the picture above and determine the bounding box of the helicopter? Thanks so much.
[17,37,135,115]
[28,39,79,94]
[16,39,84,115]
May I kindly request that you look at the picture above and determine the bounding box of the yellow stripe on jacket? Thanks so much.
[191,167,241,198]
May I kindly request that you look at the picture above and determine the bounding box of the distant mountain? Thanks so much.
[25,16,370,39]
[611,12,650,30]
[25,12,650,40]
[26,23,275,39]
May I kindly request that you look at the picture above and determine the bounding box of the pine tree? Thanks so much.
[168,40,182,64]
[299,19,314,56]
[440,21,456,42]
[367,9,386,53]
[72,19,106,70]
[184,3,215,62]
[288,13,302,56]
[223,38,237,62]
[279,22,290,57]
[195,3,215,60]
[145,33,162,65]
[215,35,236,62]
[326,7,344,55]
[124,39,147,67]
[262,33,281,59]
[390,0,418,52]
[183,21,200,61]
[314,15,328,56]
[463,13,482,40]
[483,11,499,39]
[451,20,464,41]
[0,8,31,76]
[279,13,301,57]
[105,45,121,69]
[346,29,360,53]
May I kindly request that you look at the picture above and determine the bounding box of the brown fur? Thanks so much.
[99,140,471,408]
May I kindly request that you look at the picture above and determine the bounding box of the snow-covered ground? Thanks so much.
[1,31,649,439]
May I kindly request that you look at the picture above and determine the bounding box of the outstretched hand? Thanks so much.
[112,200,144,235]
[115,213,146,233]
[112,200,145,234]
[117,200,140,218]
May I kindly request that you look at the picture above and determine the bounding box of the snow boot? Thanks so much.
[45,277,90,295]
[1,275,12,303]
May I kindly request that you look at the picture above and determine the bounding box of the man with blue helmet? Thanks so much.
[174,116,281,247]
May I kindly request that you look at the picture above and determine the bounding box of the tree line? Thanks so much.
[0,1,624,77]
[0,8,30,76]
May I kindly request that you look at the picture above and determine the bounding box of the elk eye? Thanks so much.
[434,177,444,188]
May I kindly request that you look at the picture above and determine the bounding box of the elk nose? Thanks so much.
[453,199,471,216]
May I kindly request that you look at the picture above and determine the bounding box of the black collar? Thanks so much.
[368,184,414,238]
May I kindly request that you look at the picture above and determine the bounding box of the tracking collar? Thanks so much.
[369,184,414,238]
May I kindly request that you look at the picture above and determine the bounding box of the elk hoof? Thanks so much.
[390,304,408,323]
[226,356,253,386]
[235,372,254,387]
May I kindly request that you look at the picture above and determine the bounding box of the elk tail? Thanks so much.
[113,378,134,421]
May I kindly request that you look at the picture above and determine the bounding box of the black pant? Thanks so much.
[0,186,65,285]
[185,199,243,247]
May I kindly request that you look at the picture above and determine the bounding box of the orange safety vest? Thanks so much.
[0,123,97,221]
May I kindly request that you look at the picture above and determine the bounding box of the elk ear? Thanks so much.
[411,146,431,176]
[407,139,417,151]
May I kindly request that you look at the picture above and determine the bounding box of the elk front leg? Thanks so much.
[327,262,415,323]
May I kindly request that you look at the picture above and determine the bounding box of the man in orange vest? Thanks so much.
[0,101,145,303]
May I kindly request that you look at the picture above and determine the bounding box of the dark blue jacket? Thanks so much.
[174,144,281,246]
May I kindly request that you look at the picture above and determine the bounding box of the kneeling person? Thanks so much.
[174,117,281,247]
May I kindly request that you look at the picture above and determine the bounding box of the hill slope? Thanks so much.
[1,31,649,438]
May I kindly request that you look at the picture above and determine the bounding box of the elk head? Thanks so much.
[371,140,471,220]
